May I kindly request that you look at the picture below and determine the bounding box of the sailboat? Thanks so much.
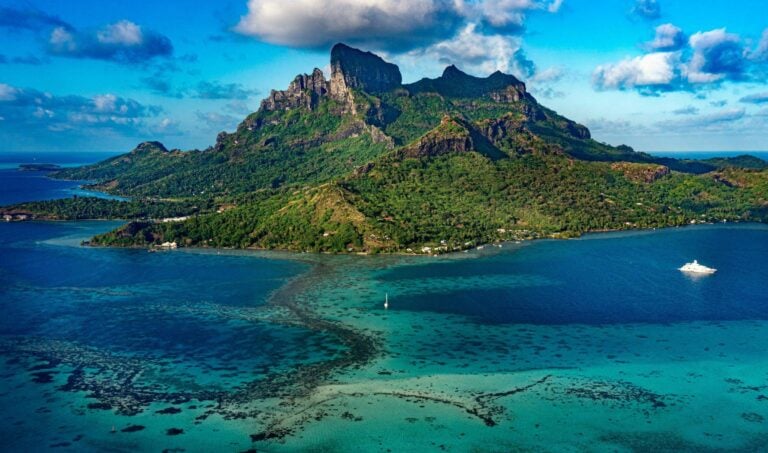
[384,293,389,310]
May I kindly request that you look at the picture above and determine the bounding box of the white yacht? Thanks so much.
[384,293,389,310]
[679,260,716,274]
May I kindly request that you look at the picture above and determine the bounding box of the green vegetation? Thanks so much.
[5,44,767,254]
[87,152,768,253]
[1,197,210,221]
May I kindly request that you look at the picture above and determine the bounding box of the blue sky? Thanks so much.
[1,0,766,153]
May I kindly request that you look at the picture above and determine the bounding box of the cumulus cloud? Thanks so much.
[740,92,768,104]
[595,25,761,94]
[684,28,745,84]
[0,83,161,135]
[234,0,561,51]
[405,23,536,78]
[631,0,661,20]
[647,23,685,51]
[48,20,173,63]
[0,7,174,65]
[234,0,458,50]
[593,52,678,92]
[475,0,562,33]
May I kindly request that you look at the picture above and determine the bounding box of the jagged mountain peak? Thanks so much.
[330,42,402,96]
[407,65,527,101]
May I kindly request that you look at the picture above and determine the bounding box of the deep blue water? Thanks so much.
[648,150,768,161]
[381,225,768,325]
[0,151,124,204]
[0,151,120,169]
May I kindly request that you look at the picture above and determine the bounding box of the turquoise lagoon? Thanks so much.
[1,156,768,451]
[2,220,768,451]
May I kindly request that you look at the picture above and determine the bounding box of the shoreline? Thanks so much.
[93,219,768,258]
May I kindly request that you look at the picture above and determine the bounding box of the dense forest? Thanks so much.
[3,43,767,254]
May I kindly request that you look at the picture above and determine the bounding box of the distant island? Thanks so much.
[1,43,767,253]
[18,163,62,172]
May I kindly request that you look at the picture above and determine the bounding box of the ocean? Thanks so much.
[1,151,767,451]
[0,152,125,205]
[647,150,768,161]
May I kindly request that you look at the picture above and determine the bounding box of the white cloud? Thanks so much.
[548,0,564,13]
[648,23,685,51]
[235,0,450,49]
[234,0,562,50]
[748,28,768,61]
[478,0,536,28]
[631,0,660,20]
[595,26,756,94]
[33,107,54,118]
[530,66,564,83]
[148,117,184,135]
[97,20,143,45]
[594,52,678,90]
[48,20,172,63]
[408,23,533,77]
[684,28,743,84]
[49,26,76,50]
[93,94,117,112]
[0,83,19,101]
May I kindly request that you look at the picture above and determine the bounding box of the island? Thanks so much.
[18,163,62,172]
[1,43,767,253]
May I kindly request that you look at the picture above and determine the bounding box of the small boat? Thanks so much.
[679,260,716,274]
[384,293,389,310]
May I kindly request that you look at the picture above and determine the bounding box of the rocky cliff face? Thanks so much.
[259,44,403,114]
[396,117,474,159]
[261,68,328,111]
[329,43,402,101]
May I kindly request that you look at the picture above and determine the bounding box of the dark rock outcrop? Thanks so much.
[481,116,526,144]
[397,117,473,159]
[611,162,670,183]
[566,122,591,140]
[131,141,168,154]
[329,43,402,101]
[261,68,328,111]
[406,65,528,102]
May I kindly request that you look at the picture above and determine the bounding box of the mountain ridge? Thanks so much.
[3,43,767,253]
